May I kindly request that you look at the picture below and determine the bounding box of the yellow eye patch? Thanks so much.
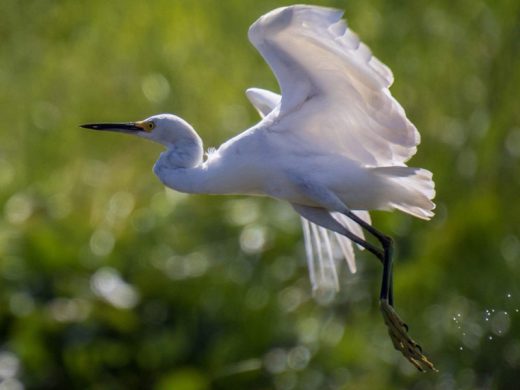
[136,121,156,132]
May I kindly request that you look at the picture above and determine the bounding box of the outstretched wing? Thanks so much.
[248,5,420,167]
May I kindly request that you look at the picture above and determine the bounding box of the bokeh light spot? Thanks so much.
[287,345,311,370]
[142,73,170,103]
[505,127,520,158]
[264,348,287,374]
[89,228,115,257]
[48,298,91,323]
[239,225,267,254]
[0,158,14,187]
[227,199,259,226]
[5,193,33,225]
[9,292,34,317]
[90,267,140,309]
[107,191,135,223]
[31,101,61,130]
[0,352,20,380]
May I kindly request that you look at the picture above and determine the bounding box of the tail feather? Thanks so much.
[371,166,436,220]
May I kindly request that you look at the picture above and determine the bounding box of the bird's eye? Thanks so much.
[146,122,156,131]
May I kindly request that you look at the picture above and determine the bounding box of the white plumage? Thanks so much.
[83,4,435,291]
[245,6,434,291]
[248,5,419,167]
[245,84,374,290]
[83,5,437,371]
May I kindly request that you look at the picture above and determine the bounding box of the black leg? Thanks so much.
[292,203,435,370]
[344,210,394,306]
[291,204,385,262]
[343,210,436,371]
[337,226,385,263]
[380,235,394,306]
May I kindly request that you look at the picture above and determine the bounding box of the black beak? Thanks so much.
[80,122,144,133]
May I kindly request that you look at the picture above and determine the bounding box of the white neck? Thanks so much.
[159,165,210,194]
[166,136,203,169]
[153,128,212,194]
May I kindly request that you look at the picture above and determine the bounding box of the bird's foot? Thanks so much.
[380,299,437,372]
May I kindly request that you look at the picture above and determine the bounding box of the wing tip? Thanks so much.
[249,5,344,43]
[245,88,281,118]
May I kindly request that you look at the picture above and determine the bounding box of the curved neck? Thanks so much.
[167,135,203,169]
[155,132,208,194]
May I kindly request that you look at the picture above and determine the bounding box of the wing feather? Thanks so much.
[247,6,419,291]
[249,5,419,167]
[245,88,281,118]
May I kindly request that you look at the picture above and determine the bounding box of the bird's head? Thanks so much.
[81,113,204,167]
[81,113,199,148]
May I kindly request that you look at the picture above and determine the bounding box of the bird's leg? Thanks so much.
[344,210,437,372]
[289,179,436,370]
[342,211,393,300]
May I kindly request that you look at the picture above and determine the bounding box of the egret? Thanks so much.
[82,5,436,371]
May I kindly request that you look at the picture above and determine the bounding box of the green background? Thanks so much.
[1,0,520,388]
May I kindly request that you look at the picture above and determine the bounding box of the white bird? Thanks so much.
[82,5,436,371]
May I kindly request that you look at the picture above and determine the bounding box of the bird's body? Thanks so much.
[82,5,437,371]
[156,120,431,214]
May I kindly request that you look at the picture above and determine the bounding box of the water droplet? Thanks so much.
[459,346,464,351]
[507,293,512,299]
[489,336,493,341]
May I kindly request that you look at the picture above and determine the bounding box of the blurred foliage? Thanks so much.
[1,0,520,389]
